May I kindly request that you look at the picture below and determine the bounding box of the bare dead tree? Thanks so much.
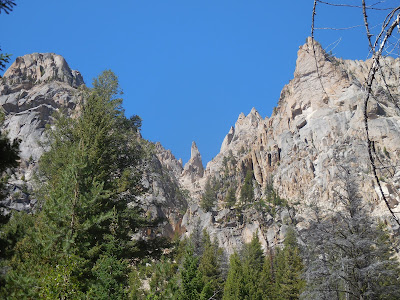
[311,0,400,226]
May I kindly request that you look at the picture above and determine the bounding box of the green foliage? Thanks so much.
[240,170,254,204]
[223,252,244,300]
[274,227,305,300]
[243,235,265,299]
[225,186,237,208]
[223,230,304,300]
[0,1,16,71]
[265,179,287,207]
[144,256,179,300]
[201,177,218,212]
[0,110,20,203]
[198,230,224,299]
[177,247,203,300]
[224,234,267,300]
[0,70,147,298]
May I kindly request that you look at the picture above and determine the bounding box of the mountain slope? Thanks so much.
[2,38,400,254]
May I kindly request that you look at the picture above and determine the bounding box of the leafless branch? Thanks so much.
[315,24,364,30]
[361,1,400,225]
[311,0,329,98]
[317,0,394,10]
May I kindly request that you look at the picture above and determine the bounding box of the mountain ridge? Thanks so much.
[2,38,400,253]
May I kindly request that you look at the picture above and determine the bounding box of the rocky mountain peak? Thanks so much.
[182,141,204,185]
[1,54,84,210]
[2,53,84,92]
[190,141,201,159]
[292,37,337,87]
[235,108,262,130]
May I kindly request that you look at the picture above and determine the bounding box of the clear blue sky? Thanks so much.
[0,1,384,164]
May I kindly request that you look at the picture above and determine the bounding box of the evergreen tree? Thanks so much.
[201,177,217,212]
[240,170,254,204]
[198,230,224,299]
[0,1,17,71]
[223,252,245,300]
[242,233,266,299]
[225,186,236,208]
[0,70,145,298]
[145,255,180,300]
[177,247,204,300]
[0,110,20,288]
[223,233,267,300]
[0,110,19,203]
[274,227,304,300]
[260,252,276,299]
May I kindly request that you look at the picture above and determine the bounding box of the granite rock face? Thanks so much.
[2,40,400,254]
[180,38,400,253]
[1,53,84,211]
[181,141,204,192]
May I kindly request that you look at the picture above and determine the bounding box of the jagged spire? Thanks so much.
[182,141,204,182]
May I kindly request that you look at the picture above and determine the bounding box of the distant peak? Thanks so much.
[248,107,261,118]
[294,37,330,78]
[191,141,200,159]
[3,53,84,88]
[182,141,204,181]
[304,37,326,54]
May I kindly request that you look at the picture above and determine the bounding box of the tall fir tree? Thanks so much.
[223,233,268,300]
[177,247,204,300]
[198,230,224,299]
[274,227,304,300]
[223,252,245,300]
[201,177,217,212]
[0,70,146,299]
[225,186,237,208]
[240,170,254,204]
[0,110,19,203]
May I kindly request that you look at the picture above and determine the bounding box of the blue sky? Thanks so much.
[0,1,385,164]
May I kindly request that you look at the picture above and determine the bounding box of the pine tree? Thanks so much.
[0,1,17,71]
[0,110,19,203]
[198,230,224,299]
[242,233,266,299]
[260,252,276,299]
[225,186,236,208]
[240,170,254,204]
[177,247,204,300]
[1,70,145,298]
[201,177,216,212]
[223,233,267,300]
[274,227,304,300]
[223,252,245,300]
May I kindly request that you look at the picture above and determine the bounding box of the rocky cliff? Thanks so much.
[178,37,400,253]
[0,53,84,211]
[2,38,400,254]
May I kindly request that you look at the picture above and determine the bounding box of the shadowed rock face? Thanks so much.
[2,39,400,254]
[1,53,84,162]
[1,53,84,211]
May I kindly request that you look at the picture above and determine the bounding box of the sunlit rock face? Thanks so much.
[180,38,400,254]
[2,39,400,254]
[1,53,84,211]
